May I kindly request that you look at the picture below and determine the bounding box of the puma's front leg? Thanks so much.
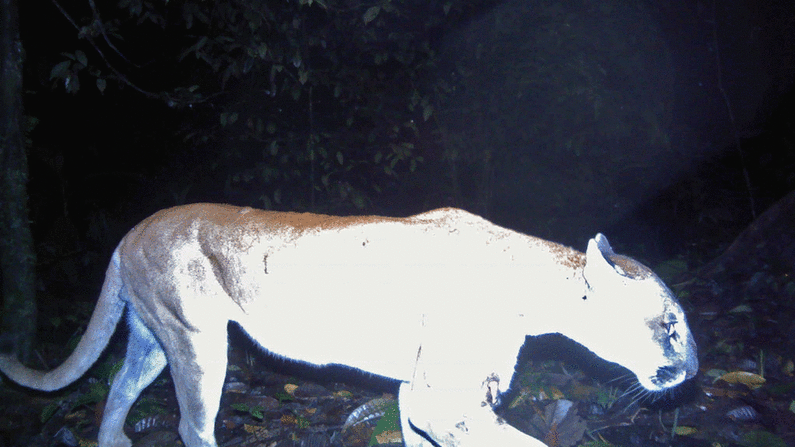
[398,382,548,447]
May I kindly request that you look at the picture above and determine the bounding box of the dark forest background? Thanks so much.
[18,0,795,257]
[2,1,795,446]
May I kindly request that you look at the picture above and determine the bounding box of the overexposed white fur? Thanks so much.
[0,204,697,447]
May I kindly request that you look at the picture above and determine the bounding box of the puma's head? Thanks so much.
[571,234,698,392]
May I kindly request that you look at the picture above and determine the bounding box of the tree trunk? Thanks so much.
[0,0,37,362]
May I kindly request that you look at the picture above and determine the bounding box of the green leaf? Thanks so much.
[231,402,247,411]
[275,391,294,403]
[73,381,109,409]
[96,78,107,93]
[740,430,787,447]
[368,400,400,446]
[195,36,208,51]
[422,104,434,121]
[65,73,80,93]
[75,50,88,67]
[41,402,59,423]
[336,151,344,165]
[673,426,698,436]
[50,61,71,80]
[363,6,380,25]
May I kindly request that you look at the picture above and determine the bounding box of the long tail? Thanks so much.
[0,249,126,391]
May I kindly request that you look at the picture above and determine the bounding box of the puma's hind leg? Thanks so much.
[98,310,167,447]
[164,320,229,447]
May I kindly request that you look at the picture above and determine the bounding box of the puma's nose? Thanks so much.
[653,365,679,386]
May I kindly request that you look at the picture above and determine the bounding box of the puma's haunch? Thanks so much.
[0,204,698,447]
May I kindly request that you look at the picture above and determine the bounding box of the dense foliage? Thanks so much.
[43,0,500,212]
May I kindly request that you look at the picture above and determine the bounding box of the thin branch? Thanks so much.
[87,0,139,67]
[50,0,159,99]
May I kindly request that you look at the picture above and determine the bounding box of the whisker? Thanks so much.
[606,372,632,385]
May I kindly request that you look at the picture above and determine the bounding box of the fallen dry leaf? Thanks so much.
[716,371,766,389]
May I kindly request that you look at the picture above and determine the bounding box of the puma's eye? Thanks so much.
[662,321,679,341]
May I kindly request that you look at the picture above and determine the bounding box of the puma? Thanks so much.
[0,204,698,447]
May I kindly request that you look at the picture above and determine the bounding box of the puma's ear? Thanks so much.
[586,234,614,265]
[592,233,614,255]
[584,234,617,288]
